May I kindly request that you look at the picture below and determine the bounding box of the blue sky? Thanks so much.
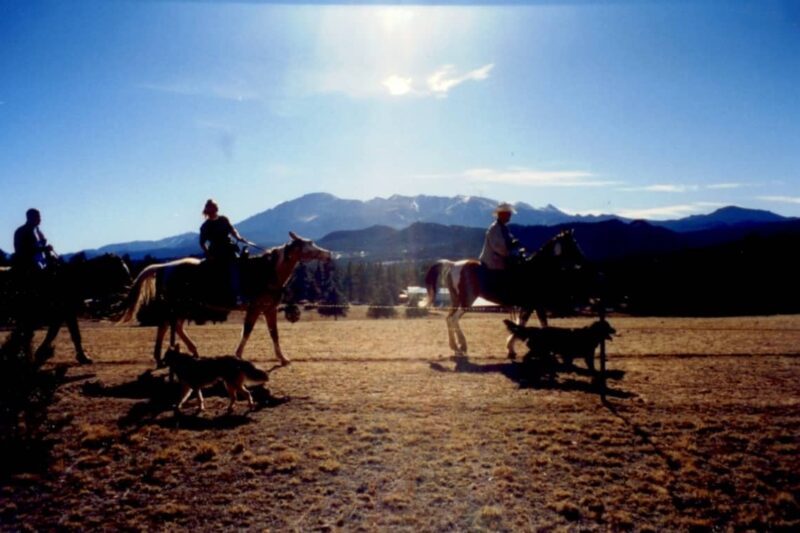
[1,0,799,253]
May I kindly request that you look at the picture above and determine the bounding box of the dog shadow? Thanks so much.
[82,370,289,429]
[430,356,632,399]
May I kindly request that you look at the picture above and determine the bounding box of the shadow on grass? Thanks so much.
[430,356,632,399]
[82,370,289,429]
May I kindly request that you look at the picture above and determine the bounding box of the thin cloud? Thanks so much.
[463,168,619,187]
[620,182,745,193]
[380,63,494,98]
[617,202,723,220]
[706,182,744,190]
[139,80,258,102]
[619,184,699,193]
[426,63,494,97]
[758,195,800,205]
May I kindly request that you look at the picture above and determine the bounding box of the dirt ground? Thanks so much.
[1,310,799,531]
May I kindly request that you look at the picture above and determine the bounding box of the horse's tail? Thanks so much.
[425,260,451,308]
[117,264,160,323]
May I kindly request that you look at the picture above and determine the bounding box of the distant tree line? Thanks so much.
[284,260,427,315]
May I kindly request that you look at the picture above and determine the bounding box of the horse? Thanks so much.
[425,229,587,358]
[119,232,332,367]
[0,254,132,364]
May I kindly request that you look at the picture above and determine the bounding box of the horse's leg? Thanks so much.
[174,319,199,357]
[34,321,62,364]
[535,306,548,328]
[452,307,468,356]
[445,308,463,356]
[154,322,168,367]
[65,315,92,364]
[506,308,533,360]
[234,307,260,359]
[265,306,289,366]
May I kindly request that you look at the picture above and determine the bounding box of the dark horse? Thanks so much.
[0,254,132,364]
[425,229,586,358]
[119,232,332,366]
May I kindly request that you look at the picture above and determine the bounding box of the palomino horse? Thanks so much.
[425,229,586,358]
[0,254,132,364]
[119,232,332,366]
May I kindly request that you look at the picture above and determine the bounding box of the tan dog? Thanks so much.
[164,348,269,412]
[504,319,615,372]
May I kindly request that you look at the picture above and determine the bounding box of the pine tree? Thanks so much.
[367,283,397,318]
[318,262,349,319]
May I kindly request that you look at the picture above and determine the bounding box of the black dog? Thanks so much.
[504,319,615,372]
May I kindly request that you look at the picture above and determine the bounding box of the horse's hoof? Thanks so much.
[76,353,93,365]
[280,359,291,367]
[453,355,469,371]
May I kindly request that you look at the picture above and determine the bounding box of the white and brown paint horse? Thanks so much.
[425,229,586,358]
[119,232,331,366]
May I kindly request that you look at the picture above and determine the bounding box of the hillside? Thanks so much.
[75,193,795,261]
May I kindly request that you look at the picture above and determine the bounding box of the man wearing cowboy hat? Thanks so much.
[479,202,519,270]
[478,202,522,300]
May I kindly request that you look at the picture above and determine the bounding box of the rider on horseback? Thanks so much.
[12,208,58,310]
[13,208,56,275]
[478,202,523,301]
[199,199,249,306]
[10,208,94,364]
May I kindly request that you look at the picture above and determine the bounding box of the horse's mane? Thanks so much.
[523,230,580,266]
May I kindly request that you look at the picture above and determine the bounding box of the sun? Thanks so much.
[378,7,415,33]
[382,75,413,96]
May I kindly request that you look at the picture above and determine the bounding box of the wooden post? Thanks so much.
[598,301,607,400]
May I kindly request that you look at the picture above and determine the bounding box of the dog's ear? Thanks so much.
[503,319,520,334]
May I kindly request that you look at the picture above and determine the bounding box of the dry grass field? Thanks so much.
[2,309,799,531]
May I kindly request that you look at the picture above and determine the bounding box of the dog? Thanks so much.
[504,319,615,372]
[163,347,269,412]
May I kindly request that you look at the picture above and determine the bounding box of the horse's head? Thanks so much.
[287,231,332,263]
[590,319,616,341]
[67,253,132,298]
[548,229,585,268]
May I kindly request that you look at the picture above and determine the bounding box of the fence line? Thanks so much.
[301,303,800,332]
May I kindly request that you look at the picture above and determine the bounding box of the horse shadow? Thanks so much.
[82,369,289,430]
[430,356,632,399]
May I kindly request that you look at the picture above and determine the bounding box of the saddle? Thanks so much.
[198,258,244,308]
[478,264,521,305]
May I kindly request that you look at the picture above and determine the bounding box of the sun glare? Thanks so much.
[379,7,415,32]
[383,75,412,96]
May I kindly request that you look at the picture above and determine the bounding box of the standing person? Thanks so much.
[199,199,247,305]
[478,202,520,299]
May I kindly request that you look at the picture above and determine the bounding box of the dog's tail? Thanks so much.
[240,361,269,383]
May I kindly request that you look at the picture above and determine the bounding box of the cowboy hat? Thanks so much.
[493,202,516,215]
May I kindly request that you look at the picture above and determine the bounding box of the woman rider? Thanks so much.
[199,199,248,305]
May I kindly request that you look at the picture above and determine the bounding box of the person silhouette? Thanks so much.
[478,202,521,300]
[199,199,248,306]
[13,208,54,274]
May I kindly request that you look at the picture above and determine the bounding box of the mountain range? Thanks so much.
[84,192,797,260]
